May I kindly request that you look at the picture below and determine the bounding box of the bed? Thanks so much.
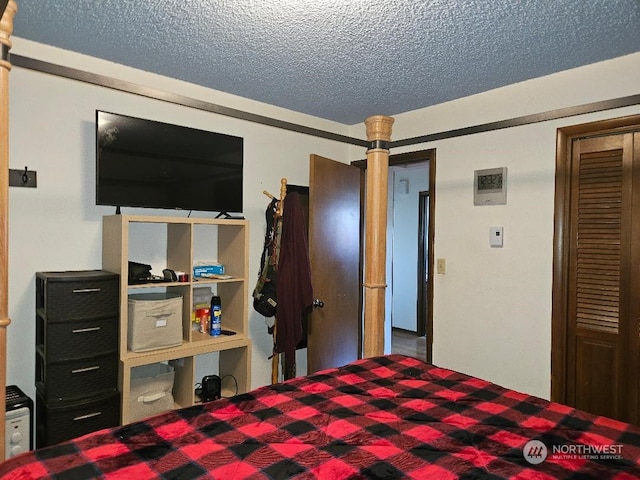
[0,354,638,479]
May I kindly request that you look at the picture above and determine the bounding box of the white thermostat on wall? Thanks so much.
[490,226,504,247]
[474,167,507,205]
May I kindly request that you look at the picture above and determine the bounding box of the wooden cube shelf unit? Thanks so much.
[102,215,251,424]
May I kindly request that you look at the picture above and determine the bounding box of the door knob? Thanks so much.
[313,299,325,308]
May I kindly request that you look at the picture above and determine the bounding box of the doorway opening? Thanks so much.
[388,162,430,362]
[353,149,435,362]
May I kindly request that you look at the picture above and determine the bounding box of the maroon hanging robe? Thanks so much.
[276,192,313,378]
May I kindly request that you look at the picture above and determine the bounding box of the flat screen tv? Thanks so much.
[96,111,243,214]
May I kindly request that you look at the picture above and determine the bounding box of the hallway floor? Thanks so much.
[391,328,426,361]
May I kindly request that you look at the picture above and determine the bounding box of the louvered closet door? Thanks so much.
[566,132,640,423]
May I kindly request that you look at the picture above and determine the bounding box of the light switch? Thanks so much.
[436,258,446,274]
[490,227,504,247]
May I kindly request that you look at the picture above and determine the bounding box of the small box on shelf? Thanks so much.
[193,263,224,279]
[127,293,183,352]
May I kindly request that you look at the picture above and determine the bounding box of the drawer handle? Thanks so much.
[73,412,102,421]
[72,327,101,334]
[72,288,101,294]
[71,366,100,374]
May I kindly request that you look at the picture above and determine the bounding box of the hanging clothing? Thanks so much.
[276,192,313,378]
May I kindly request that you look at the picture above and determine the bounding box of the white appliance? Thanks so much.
[5,386,32,458]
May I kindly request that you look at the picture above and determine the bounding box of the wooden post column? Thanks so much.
[0,0,17,463]
[363,115,394,358]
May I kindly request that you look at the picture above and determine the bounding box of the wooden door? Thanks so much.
[307,154,361,373]
[564,132,640,423]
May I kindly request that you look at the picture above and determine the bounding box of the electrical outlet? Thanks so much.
[437,258,446,274]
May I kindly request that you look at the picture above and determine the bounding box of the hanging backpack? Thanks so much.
[253,199,279,317]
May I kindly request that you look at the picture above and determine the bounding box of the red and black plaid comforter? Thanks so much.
[1,354,639,479]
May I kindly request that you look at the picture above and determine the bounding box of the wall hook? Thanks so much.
[9,166,37,188]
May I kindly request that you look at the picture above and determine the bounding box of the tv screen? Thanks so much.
[96,111,243,214]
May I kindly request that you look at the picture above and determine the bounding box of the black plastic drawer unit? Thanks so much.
[35,270,120,447]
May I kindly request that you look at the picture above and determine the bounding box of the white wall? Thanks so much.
[7,39,354,401]
[379,53,640,399]
[7,39,640,408]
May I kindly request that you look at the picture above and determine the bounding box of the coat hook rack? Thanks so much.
[9,166,37,188]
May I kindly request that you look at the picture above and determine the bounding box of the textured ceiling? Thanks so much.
[11,0,640,125]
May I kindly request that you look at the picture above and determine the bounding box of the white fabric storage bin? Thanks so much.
[129,363,175,422]
[128,293,183,352]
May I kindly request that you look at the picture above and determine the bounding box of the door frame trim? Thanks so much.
[417,191,429,339]
[551,113,640,404]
